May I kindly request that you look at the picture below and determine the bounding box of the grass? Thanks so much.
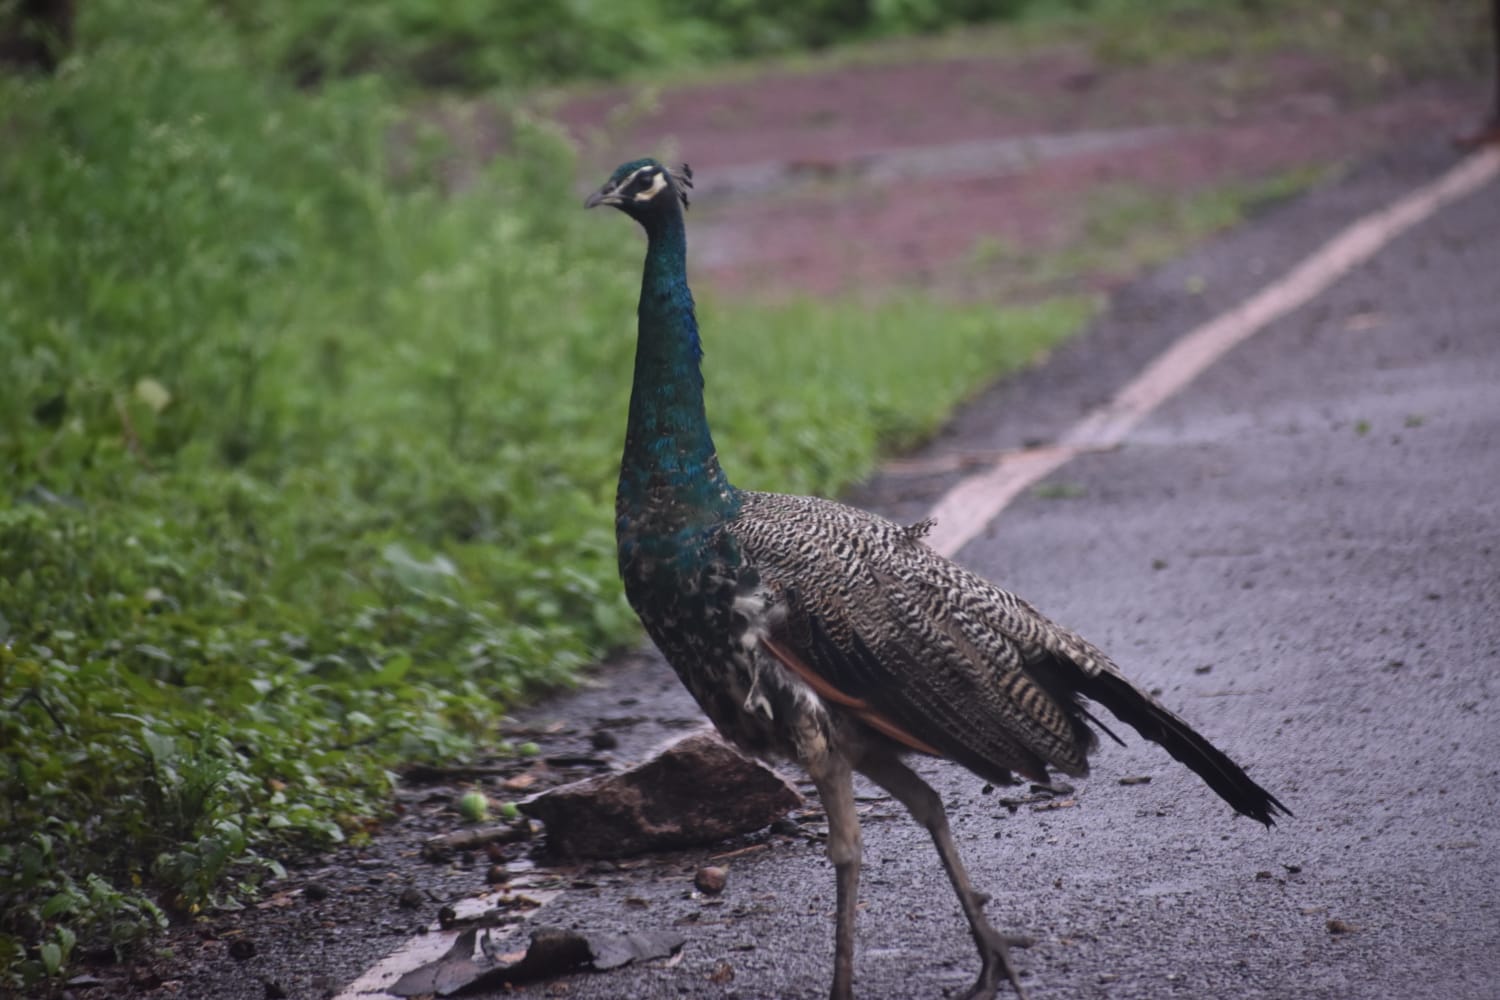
[965,167,1330,299]
[546,0,1486,102]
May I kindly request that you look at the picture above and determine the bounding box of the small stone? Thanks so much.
[590,729,620,751]
[486,864,509,885]
[397,887,425,909]
[227,938,256,961]
[303,882,330,901]
[708,959,734,984]
[1326,918,1357,934]
[264,980,289,999]
[521,731,802,859]
[694,866,728,894]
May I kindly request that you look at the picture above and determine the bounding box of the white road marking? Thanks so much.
[334,146,1500,997]
[923,147,1500,558]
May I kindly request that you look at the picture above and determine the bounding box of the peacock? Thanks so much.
[585,157,1288,1000]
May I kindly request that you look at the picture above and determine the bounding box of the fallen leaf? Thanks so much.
[255,891,298,910]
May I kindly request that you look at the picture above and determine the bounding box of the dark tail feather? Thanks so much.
[1080,669,1291,826]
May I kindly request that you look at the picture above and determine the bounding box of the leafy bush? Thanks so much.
[217,0,1057,89]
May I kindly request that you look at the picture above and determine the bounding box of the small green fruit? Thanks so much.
[458,790,489,822]
[517,741,540,757]
[498,801,521,821]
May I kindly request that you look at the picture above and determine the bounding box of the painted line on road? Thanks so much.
[923,146,1500,559]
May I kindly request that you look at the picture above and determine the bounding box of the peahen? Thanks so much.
[585,157,1288,1000]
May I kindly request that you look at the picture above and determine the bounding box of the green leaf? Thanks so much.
[41,893,76,919]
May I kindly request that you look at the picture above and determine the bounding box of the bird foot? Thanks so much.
[956,965,1029,1000]
[956,926,1030,1000]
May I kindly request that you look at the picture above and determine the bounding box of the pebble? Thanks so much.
[694,865,728,894]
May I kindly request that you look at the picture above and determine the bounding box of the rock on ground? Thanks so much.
[520,730,802,859]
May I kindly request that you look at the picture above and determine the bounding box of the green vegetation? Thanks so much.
[215,0,1031,89]
[0,2,1090,987]
[1066,0,1483,82]
[1032,482,1088,500]
[966,168,1330,299]
[549,1,1483,97]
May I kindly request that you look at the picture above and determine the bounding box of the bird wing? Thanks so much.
[730,491,1102,784]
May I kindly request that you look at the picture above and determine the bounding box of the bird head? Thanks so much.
[584,159,692,223]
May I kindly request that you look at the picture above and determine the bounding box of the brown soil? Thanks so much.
[555,48,1474,299]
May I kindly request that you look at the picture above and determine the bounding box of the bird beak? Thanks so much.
[584,187,617,209]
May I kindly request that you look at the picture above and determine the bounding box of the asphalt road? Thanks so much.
[390,142,1500,1000]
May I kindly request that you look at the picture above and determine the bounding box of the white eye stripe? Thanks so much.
[632,171,669,202]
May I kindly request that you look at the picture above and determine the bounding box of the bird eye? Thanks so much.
[623,168,670,203]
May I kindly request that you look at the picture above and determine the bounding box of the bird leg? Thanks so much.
[857,754,1030,1000]
[807,753,862,1000]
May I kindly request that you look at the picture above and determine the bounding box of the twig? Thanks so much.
[114,394,153,470]
[8,688,71,735]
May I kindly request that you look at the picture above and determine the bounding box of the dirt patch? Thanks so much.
[557,48,1364,171]
[692,92,1463,299]
[556,48,1473,299]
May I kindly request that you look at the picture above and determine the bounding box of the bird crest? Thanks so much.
[670,163,693,209]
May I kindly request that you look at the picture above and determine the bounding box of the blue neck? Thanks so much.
[618,207,736,527]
